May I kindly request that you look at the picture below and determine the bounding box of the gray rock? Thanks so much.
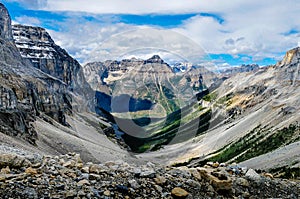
[65,190,77,198]
[140,169,156,178]
[245,168,261,180]
[132,167,142,176]
[186,179,201,188]
[89,173,100,180]
[128,179,140,189]
[168,168,191,178]
[0,3,13,40]
[235,177,250,187]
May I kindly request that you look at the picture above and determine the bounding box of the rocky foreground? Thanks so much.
[0,153,299,199]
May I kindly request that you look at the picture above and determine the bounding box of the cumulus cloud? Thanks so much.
[173,1,300,62]
[87,27,207,63]
[48,19,134,63]
[35,0,246,14]
[10,0,298,67]
[49,22,207,65]
[15,16,41,26]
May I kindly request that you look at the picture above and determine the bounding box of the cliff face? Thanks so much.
[0,3,12,40]
[277,47,300,66]
[0,3,81,144]
[83,61,110,93]
[275,47,300,86]
[12,24,94,111]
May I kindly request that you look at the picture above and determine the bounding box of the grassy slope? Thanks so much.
[208,123,300,164]
[121,91,212,153]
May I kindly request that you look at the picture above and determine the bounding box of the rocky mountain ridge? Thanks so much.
[12,24,94,111]
[0,3,12,41]
[220,64,260,76]
[84,55,217,90]
[277,47,300,67]
[84,55,218,116]
[0,3,139,165]
[154,46,300,173]
[0,3,73,144]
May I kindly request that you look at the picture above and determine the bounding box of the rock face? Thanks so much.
[276,47,300,86]
[12,24,94,111]
[83,61,109,93]
[0,3,93,145]
[277,47,300,66]
[0,3,12,40]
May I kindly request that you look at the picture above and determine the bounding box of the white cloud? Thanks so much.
[15,16,41,26]
[172,1,300,62]
[11,20,17,25]
[39,0,244,14]
[49,21,208,64]
[86,27,207,63]
[48,20,134,63]
[22,0,299,66]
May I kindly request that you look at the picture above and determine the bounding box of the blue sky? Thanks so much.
[3,0,300,68]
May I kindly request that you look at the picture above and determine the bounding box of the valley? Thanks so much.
[0,2,299,198]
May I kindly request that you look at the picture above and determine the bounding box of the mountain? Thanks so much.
[82,50,299,164]
[0,3,136,163]
[83,56,219,152]
[220,64,260,76]
[150,47,300,173]
[0,3,299,198]
[12,24,94,111]
[0,3,71,144]
[82,61,109,93]
[0,3,12,40]
[83,56,223,152]
[84,55,218,115]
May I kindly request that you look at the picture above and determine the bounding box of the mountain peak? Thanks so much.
[277,47,300,67]
[0,3,13,40]
[13,24,54,43]
[150,54,162,60]
[145,55,165,64]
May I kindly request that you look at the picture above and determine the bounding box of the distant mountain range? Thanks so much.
[83,55,218,116]
[219,64,260,75]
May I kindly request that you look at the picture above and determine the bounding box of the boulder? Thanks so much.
[0,154,31,168]
[189,168,201,180]
[171,187,189,198]
[0,166,10,174]
[199,168,232,191]
[154,175,167,185]
[245,168,261,180]
[25,167,38,175]
[235,177,249,187]
[89,164,101,174]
